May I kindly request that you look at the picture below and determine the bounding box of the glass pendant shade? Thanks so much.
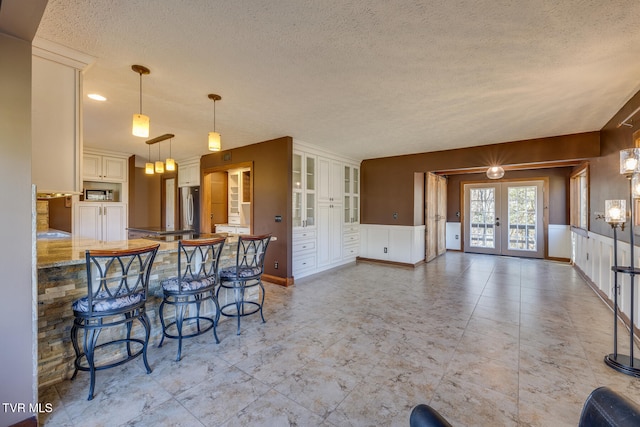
[132,113,149,137]
[605,199,626,224]
[486,166,505,179]
[620,148,640,175]
[145,162,154,175]
[155,161,164,174]
[165,158,176,171]
[208,131,221,151]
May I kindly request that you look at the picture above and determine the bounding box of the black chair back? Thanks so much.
[232,234,271,279]
[177,237,226,287]
[80,244,159,317]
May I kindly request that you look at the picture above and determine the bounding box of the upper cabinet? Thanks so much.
[83,152,128,182]
[32,38,95,194]
[292,151,316,229]
[344,165,359,224]
[317,157,343,204]
[178,160,200,187]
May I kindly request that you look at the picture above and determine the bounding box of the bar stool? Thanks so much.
[70,244,160,401]
[217,234,271,335]
[158,237,226,361]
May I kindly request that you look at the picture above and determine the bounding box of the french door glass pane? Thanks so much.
[469,188,495,248]
[507,186,537,251]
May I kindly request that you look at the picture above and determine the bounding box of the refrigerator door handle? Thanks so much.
[187,193,194,227]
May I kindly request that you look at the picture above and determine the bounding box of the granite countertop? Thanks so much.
[37,234,237,269]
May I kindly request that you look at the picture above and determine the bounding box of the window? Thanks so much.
[570,164,589,230]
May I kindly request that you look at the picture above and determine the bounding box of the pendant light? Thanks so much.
[145,143,154,175]
[208,94,222,151]
[132,65,150,138]
[166,137,176,171]
[155,142,164,173]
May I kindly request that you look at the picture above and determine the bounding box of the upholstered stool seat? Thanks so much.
[158,237,226,361]
[70,244,159,401]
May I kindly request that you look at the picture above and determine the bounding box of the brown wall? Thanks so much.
[48,196,72,232]
[128,156,162,228]
[361,132,600,226]
[590,90,640,242]
[201,136,293,280]
[445,167,572,225]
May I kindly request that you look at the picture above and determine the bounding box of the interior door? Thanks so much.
[464,180,544,258]
[426,173,448,262]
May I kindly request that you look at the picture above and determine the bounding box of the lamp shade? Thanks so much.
[155,161,164,174]
[208,131,221,151]
[165,158,176,171]
[132,113,149,138]
[486,166,505,179]
[620,148,640,175]
[605,199,626,224]
[145,162,154,175]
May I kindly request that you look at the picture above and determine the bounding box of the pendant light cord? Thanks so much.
[139,72,143,115]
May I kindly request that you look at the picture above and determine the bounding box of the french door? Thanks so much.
[463,180,544,258]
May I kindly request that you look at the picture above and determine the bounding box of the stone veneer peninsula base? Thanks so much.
[36,235,246,389]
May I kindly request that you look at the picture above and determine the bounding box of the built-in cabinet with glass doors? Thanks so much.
[292,143,360,278]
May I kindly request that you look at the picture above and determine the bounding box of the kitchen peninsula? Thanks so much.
[37,234,242,389]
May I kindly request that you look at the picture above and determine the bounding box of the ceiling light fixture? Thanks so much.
[132,64,150,138]
[145,143,154,175]
[486,166,505,179]
[208,94,222,151]
[155,142,164,174]
[166,137,175,171]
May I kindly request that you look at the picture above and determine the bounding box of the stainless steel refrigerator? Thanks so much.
[179,186,200,233]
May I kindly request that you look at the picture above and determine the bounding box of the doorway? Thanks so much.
[463,180,545,258]
[201,162,253,233]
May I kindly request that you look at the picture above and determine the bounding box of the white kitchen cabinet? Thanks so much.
[74,202,126,242]
[317,202,342,267]
[317,156,342,204]
[215,224,250,235]
[83,152,127,182]
[343,165,359,224]
[292,151,316,230]
[293,141,360,279]
[178,161,200,187]
[32,39,93,194]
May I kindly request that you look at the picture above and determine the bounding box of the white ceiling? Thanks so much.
[34,0,640,163]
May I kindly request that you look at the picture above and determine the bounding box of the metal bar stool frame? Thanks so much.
[158,237,226,361]
[216,234,271,335]
[70,244,160,401]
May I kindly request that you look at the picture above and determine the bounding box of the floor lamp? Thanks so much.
[604,148,640,377]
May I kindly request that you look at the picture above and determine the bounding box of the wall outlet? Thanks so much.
[383,247,388,253]
[274,261,279,269]
[455,235,459,240]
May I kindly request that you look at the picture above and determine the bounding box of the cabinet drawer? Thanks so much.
[343,233,360,245]
[343,244,360,258]
[343,225,359,234]
[293,240,316,252]
[293,254,316,272]
[293,229,316,240]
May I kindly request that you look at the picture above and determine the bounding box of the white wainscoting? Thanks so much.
[572,230,637,328]
[360,224,425,265]
[446,222,461,250]
[548,224,571,259]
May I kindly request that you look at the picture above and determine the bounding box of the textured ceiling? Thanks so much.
[34,0,640,163]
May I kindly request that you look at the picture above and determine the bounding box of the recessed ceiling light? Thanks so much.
[87,94,107,101]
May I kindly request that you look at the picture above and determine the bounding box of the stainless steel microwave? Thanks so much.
[84,189,114,201]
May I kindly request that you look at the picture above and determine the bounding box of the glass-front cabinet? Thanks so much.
[344,165,359,224]
[293,152,316,229]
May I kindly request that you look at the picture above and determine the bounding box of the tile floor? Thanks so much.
[40,252,640,426]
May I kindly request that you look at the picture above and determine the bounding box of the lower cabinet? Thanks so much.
[74,202,126,241]
[215,224,250,235]
[292,228,317,277]
[317,203,342,267]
